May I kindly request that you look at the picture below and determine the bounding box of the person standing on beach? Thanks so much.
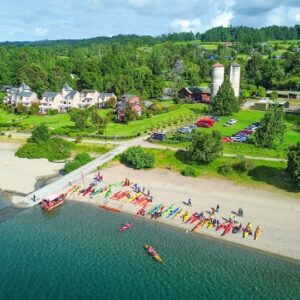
[216,204,220,212]
[188,198,192,206]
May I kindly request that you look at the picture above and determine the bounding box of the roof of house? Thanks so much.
[132,103,142,112]
[181,87,211,94]
[20,82,31,91]
[144,100,153,108]
[62,83,73,91]
[81,89,98,95]
[66,90,78,98]
[43,92,59,98]
[1,85,13,92]
[18,91,34,97]
[99,92,116,99]
[121,94,139,101]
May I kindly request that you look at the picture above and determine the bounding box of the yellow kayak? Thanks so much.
[182,211,189,223]
[127,193,140,203]
[254,226,262,240]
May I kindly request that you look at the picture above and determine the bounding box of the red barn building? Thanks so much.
[178,87,211,103]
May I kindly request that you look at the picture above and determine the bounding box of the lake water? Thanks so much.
[0,201,299,300]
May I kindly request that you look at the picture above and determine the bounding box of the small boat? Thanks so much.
[185,212,198,224]
[243,223,253,238]
[167,207,180,218]
[232,224,242,234]
[144,245,162,263]
[151,206,165,219]
[216,222,227,231]
[222,223,233,236]
[192,219,206,232]
[254,226,262,240]
[99,205,121,213]
[172,209,183,220]
[41,193,66,212]
[149,204,162,215]
[161,204,174,217]
[136,207,146,218]
[182,211,189,223]
[120,223,133,232]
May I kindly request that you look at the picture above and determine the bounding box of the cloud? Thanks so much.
[0,0,299,41]
[34,27,49,37]
[170,18,201,32]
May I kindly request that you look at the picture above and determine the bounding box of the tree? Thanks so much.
[29,102,40,114]
[270,91,278,101]
[287,142,300,187]
[121,146,155,169]
[30,123,50,143]
[212,76,240,115]
[257,86,266,97]
[15,103,27,114]
[69,108,89,130]
[255,106,286,148]
[187,131,223,164]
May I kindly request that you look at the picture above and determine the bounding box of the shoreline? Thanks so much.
[64,165,300,261]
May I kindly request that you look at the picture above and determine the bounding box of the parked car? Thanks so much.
[222,137,233,142]
[188,125,197,131]
[236,132,250,137]
[232,136,247,142]
[197,118,215,128]
[209,116,221,121]
[227,119,238,125]
[178,127,191,134]
[239,129,254,135]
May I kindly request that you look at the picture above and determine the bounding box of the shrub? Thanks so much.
[218,164,233,176]
[181,166,197,177]
[233,159,254,172]
[121,146,155,169]
[16,138,74,161]
[48,109,59,115]
[75,135,83,143]
[30,123,50,143]
[64,152,93,173]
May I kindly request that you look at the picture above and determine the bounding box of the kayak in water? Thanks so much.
[120,223,133,232]
[144,245,163,263]
[254,226,262,240]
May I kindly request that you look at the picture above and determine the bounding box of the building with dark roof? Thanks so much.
[178,87,211,102]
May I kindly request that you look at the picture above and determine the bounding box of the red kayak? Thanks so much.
[192,219,206,232]
[185,212,198,224]
[222,223,233,236]
[120,223,133,232]
[216,222,228,231]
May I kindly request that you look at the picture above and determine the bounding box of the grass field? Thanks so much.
[143,148,300,195]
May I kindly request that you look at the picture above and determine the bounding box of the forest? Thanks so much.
[0,25,299,100]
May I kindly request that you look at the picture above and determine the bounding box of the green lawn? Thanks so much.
[154,109,300,159]
[143,148,300,195]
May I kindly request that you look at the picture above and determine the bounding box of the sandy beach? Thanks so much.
[66,164,300,261]
[0,143,64,203]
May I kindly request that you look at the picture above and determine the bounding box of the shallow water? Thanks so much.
[0,201,299,300]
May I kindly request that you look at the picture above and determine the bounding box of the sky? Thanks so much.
[0,0,299,41]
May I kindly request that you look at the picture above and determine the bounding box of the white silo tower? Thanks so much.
[211,63,224,100]
[229,62,241,97]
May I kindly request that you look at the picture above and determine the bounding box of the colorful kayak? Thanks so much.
[254,226,262,240]
[185,212,198,224]
[90,187,103,198]
[192,219,206,232]
[216,222,227,231]
[182,211,189,223]
[144,245,162,263]
[232,224,242,234]
[207,221,214,229]
[120,223,133,232]
[149,204,162,215]
[167,207,180,219]
[161,204,174,217]
[152,206,165,219]
[172,208,183,220]
[222,223,233,236]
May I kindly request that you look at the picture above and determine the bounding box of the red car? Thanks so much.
[239,129,254,135]
[222,137,233,143]
[197,118,215,128]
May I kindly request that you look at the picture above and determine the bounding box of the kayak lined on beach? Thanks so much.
[222,223,233,236]
[232,224,242,234]
[182,211,189,223]
[172,208,183,220]
[167,207,180,219]
[185,212,198,224]
[144,245,163,263]
[254,226,262,240]
[149,204,162,215]
[216,222,227,231]
[161,204,174,217]
[192,219,206,232]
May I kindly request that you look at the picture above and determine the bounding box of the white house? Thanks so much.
[39,92,64,114]
[3,82,38,108]
[98,92,117,107]
[79,89,99,108]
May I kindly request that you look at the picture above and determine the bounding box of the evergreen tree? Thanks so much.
[255,106,286,148]
[30,123,50,143]
[212,76,240,115]
[187,131,223,164]
[287,142,300,187]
